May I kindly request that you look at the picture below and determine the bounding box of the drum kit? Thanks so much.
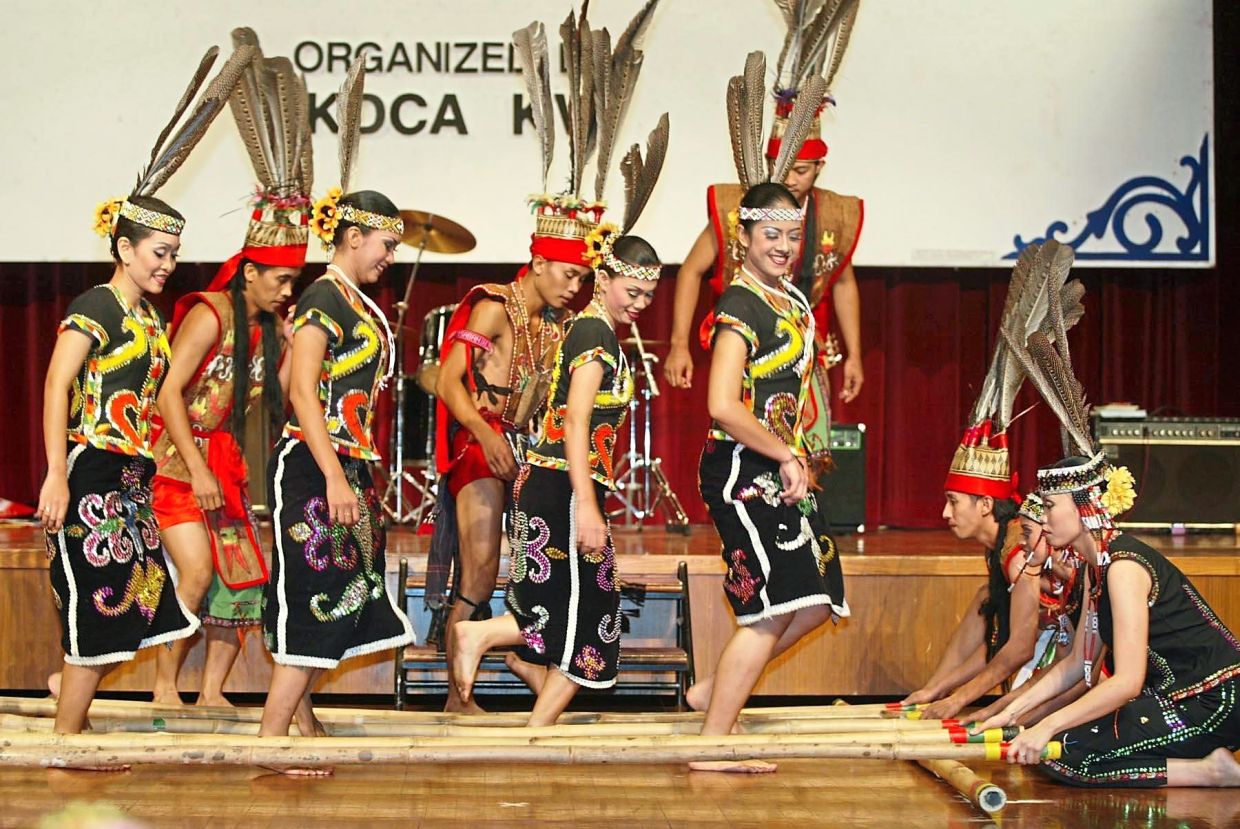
[606,326,691,532]
[378,209,689,530]
[380,210,474,524]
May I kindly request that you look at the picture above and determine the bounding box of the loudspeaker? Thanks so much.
[1096,418,1240,530]
[818,423,866,533]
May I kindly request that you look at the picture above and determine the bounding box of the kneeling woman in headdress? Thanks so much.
[978,452,1240,788]
[976,321,1240,788]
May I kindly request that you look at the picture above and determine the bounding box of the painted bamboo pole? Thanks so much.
[0,713,1016,743]
[0,734,1062,768]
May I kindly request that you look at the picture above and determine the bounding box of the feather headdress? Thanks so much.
[726,1,857,186]
[516,1,668,275]
[945,241,1086,501]
[308,50,404,251]
[766,0,860,163]
[226,27,314,261]
[92,43,255,240]
[1001,246,1137,524]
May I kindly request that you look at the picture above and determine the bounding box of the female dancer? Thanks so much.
[259,58,414,757]
[258,189,415,746]
[978,454,1240,785]
[691,182,848,773]
[976,312,1240,787]
[37,45,250,739]
[451,234,663,726]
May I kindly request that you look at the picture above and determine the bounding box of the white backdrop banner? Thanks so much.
[0,0,1214,266]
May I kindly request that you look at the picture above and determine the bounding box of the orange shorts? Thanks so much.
[151,476,204,529]
[447,415,509,499]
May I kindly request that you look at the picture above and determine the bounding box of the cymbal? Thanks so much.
[398,210,476,254]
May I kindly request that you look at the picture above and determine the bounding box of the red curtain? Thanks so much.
[5,260,1236,528]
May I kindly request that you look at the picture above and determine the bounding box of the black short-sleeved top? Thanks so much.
[1098,533,1240,700]
[282,275,389,460]
[59,284,170,458]
[528,306,633,489]
[708,275,815,453]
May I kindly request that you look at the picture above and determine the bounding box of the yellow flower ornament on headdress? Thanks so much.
[92,197,125,238]
[584,222,620,268]
[1101,465,1137,517]
[310,187,343,250]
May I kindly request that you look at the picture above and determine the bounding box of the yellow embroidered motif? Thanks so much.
[97,316,147,373]
[331,319,379,379]
[751,316,804,380]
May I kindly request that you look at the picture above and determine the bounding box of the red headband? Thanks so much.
[171,243,307,333]
[765,136,828,161]
[943,470,1022,503]
[529,234,589,267]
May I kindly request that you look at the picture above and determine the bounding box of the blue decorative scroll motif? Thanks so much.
[1006,135,1210,262]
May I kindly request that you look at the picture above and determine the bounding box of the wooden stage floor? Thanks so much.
[2,523,1239,827]
[3,756,1239,828]
[2,522,1239,699]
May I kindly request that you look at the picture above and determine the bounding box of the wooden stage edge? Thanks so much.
[2,523,1238,699]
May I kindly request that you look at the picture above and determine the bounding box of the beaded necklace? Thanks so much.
[507,281,549,374]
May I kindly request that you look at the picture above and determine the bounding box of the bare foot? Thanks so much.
[196,693,235,709]
[685,676,713,712]
[294,699,327,738]
[505,652,547,695]
[259,764,334,777]
[47,672,62,700]
[688,759,777,774]
[443,695,487,715]
[151,688,183,706]
[1205,748,1240,786]
[451,620,488,704]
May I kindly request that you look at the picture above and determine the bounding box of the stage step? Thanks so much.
[393,560,695,708]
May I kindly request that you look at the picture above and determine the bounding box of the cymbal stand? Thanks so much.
[607,321,691,532]
[381,220,437,523]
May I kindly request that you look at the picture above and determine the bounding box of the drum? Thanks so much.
[416,303,458,395]
[401,303,458,461]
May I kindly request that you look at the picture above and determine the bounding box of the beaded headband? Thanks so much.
[1017,492,1045,524]
[340,204,404,235]
[737,205,805,223]
[1037,453,1138,530]
[93,197,184,238]
[1036,452,1107,496]
[600,235,661,282]
[310,187,404,250]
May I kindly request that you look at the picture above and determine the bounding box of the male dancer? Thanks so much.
[431,230,590,712]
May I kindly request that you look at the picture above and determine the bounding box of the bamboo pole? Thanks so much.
[0,710,979,739]
[0,696,929,728]
[832,699,1008,815]
[0,719,1015,747]
[0,729,1031,751]
[916,758,1007,814]
[0,733,1062,768]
